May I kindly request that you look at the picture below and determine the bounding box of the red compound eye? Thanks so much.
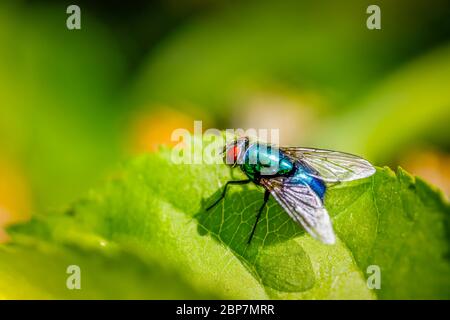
[226,145,239,163]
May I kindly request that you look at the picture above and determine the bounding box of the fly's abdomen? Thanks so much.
[290,163,326,200]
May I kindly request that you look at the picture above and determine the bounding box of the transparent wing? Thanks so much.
[260,177,335,244]
[280,147,375,182]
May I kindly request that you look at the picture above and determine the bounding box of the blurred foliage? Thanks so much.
[3,136,449,299]
[316,44,450,162]
[0,0,449,216]
[133,0,449,111]
[0,2,125,212]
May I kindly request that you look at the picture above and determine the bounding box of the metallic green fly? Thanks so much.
[207,136,376,245]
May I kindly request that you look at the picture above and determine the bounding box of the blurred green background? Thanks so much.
[0,0,449,241]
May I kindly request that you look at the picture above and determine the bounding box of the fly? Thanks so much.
[206,136,376,245]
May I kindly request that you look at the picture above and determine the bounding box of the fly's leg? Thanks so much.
[247,190,270,244]
[206,179,251,211]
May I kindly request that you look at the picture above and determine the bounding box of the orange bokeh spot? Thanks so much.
[401,149,450,198]
[0,156,32,243]
[128,107,196,154]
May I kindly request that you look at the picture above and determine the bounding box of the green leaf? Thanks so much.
[0,239,214,299]
[3,138,450,299]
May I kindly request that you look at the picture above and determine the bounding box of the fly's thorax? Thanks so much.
[240,143,294,180]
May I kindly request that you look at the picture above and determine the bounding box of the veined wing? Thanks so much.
[260,176,335,244]
[280,147,376,182]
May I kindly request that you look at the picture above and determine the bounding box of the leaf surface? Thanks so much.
[2,141,449,299]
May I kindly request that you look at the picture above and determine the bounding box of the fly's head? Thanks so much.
[223,136,249,167]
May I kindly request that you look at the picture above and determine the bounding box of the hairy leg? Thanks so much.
[247,190,270,244]
[206,179,251,211]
